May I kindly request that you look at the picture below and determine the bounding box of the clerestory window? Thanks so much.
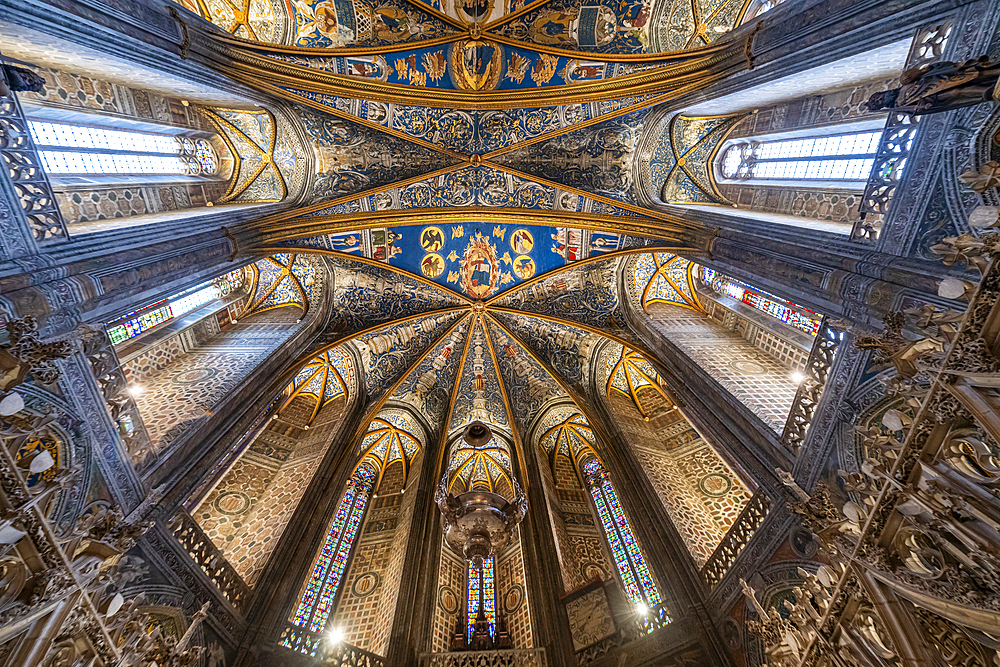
[719,130,882,183]
[29,120,218,176]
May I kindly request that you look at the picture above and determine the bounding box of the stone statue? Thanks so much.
[866,56,1000,115]
[0,64,45,97]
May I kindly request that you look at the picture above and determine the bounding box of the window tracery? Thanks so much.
[289,466,375,635]
[29,120,220,176]
[718,131,882,183]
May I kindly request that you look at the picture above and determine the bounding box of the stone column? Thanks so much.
[513,426,578,667]
[234,391,370,666]
[382,435,446,666]
[581,391,734,667]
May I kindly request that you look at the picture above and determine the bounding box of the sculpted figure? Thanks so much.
[866,56,1000,115]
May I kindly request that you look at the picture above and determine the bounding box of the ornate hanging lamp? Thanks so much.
[434,421,527,567]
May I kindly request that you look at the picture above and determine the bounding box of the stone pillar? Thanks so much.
[513,427,578,667]
[581,391,733,666]
[234,391,370,667]
[382,436,447,665]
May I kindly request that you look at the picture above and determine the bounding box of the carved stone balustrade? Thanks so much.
[701,490,772,589]
[80,326,157,472]
[780,318,841,453]
[278,624,386,666]
[168,509,250,611]
[746,246,1000,667]
[418,649,548,667]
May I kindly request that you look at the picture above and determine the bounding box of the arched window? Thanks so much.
[467,556,497,640]
[718,130,882,184]
[106,267,247,344]
[290,465,375,635]
[30,120,219,178]
[582,459,664,611]
[702,268,821,336]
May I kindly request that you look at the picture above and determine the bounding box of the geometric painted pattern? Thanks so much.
[247,253,318,315]
[284,348,356,424]
[603,343,671,418]
[632,252,700,313]
[357,411,424,486]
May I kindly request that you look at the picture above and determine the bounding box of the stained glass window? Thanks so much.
[106,279,228,345]
[719,131,882,182]
[584,460,665,610]
[703,268,821,336]
[467,556,496,640]
[290,472,372,636]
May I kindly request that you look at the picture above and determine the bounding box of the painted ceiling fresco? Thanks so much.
[281,223,660,301]
[246,253,321,314]
[203,107,303,203]
[283,347,356,422]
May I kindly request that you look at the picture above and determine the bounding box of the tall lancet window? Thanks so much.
[29,120,218,177]
[467,556,497,640]
[718,130,882,184]
[582,459,663,610]
[290,465,375,634]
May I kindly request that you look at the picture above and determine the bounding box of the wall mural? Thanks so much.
[319,257,466,341]
[486,319,565,432]
[491,311,598,385]
[354,311,465,397]
[291,0,458,47]
[283,223,649,300]
[493,254,634,331]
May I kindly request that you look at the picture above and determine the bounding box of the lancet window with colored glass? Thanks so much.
[289,468,374,636]
[106,268,246,345]
[702,268,821,336]
[583,459,664,611]
[467,556,497,640]
[106,270,244,344]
